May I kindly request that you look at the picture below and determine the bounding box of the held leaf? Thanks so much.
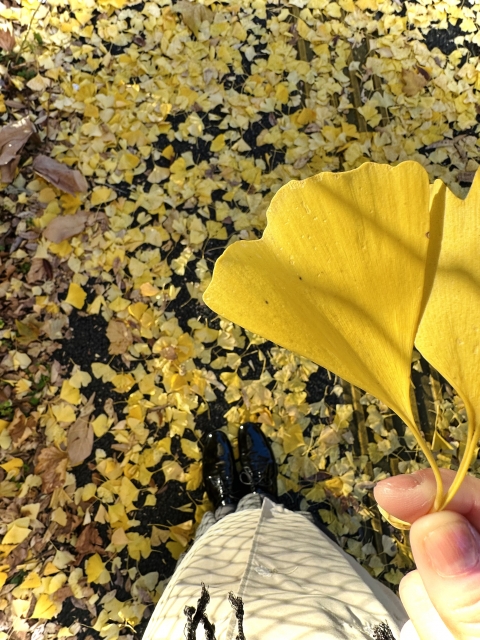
[204,161,434,430]
[203,160,480,528]
[416,171,480,511]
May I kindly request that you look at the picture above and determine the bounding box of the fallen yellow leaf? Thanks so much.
[210,134,225,152]
[85,553,108,583]
[3,523,31,545]
[31,593,61,619]
[90,185,114,205]
[65,282,86,309]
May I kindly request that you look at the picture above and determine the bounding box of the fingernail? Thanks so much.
[424,521,480,577]
[377,473,422,495]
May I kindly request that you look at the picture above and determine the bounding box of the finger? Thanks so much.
[409,509,480,639]
[373,468,480,530]
[398,570,455,640]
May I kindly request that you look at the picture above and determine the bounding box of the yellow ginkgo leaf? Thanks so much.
[20,571,42,589]
[0,458,23,473]
[85,553,106,583]
[3,523,31,545]
[140,282,161,296]
[416,171,480,511]
[204,161,446,526]
[31,593,61,619]
[180,438,201,460]
[166,540,185,560]
[283,424,305,454]
[111,372,136,393]
[117,151,140,170]
[90,185,114,205]
[52,402,76,424]
[65,282,86,309]
[162,460,185,482]
[60,380,81,405]
[204,162,437,433]
[69,369,92,389]
[210,134,225,152]
[92,414,109,438]
[118,476,140,509]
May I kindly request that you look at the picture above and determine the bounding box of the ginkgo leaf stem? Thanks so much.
[407,420,444,513]
[440,402,479,510]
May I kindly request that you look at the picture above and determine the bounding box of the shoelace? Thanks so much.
[239,465,270,491]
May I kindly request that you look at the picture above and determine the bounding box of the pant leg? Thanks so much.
[176,493,320,571]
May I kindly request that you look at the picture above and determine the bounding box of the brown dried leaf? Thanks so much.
[106,319,133,355]
[6,540,29,569]
[67,394,96,466]
[0,117,35,165]
[42,315,68,340]
[8,409,35,446]
[51,585,73,604]
[1,154,20,183]
[401,68,428,97]
[172,1,213,38]
[32,155,88,195]
[34,447,68,493]
[104,397,118,423]
[67,418,93,466]
[0,28,15,52]
[15,319,41,345]
[416,65,431,81]
[75,523,106,561]
[43,211,89,244]
[26,257,53,284]
[161,346,177,360]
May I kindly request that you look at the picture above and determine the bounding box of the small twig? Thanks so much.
[425,133,468,150]
[14,2,43,65]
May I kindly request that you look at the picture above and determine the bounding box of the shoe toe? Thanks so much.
[202,430,244,509]
[238,423,278,497]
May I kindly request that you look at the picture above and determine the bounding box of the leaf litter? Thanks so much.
[1,0,480,638]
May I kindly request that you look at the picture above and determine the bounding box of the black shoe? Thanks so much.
[202,430,244,511]
[238,422,278,499]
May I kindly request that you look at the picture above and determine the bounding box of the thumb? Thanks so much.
[409,509,480,639]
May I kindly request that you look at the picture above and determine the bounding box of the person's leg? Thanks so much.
[183,423,339,567]
[175,429,246,566]
[238,422,340,544]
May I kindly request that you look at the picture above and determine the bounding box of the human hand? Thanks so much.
[374,468,480,640]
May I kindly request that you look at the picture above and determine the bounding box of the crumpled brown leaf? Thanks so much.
[0,117,35,183]
[0,28,15,52]
[32,155,88,195]
[75,523,106,564]
[43,211,89,244]
[106,319,133,355]
[67,393,96,466]
[26,257,53,284]
[401,68,428,97]
[15,319,41,345]
[8,408,36,447]
[172,1,213,38]
[34,446,68,493]
[51,585,74,604]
